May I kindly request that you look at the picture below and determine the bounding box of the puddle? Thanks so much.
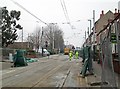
[54,73,65,80]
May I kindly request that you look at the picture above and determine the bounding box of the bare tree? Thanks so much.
[43,24,64,53]
[26,27,42,52]
[26,23,64,53]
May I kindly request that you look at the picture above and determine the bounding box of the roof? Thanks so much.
[95,10,114,25]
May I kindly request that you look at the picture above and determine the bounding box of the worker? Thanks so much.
[75,51,79,59]
[69,51,73,61]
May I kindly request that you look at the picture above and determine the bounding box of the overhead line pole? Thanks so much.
[93,10,95,45]
[93,10,96,61]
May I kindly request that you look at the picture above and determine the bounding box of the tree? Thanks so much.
[1,7,22,47]
[27,27,42,52]
[26,23,64,53]
[43,24,64,52]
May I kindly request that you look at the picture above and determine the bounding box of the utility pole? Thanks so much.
[93,10,96,61]
[0,8,2,47]
[88,19,92,45]
[41,27,44,56]
[88,19,92,34]
[21,29,23,42]
[21,28,23,49]
[85,31,86,47]
[87,27,89,36]
[93,10,95,45]
[88,27,90,45]
[52,26,54,51]
[28,33,29,48]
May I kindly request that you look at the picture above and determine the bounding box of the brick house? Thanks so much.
[96,10,114,47]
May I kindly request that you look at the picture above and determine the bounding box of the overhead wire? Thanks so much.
[60,0,68,23]
[62,0,70,23]
[10,0,48,26]
[59,0,73,29]
[10,0,53,43]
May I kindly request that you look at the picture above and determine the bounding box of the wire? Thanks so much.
[10,0,48,26]
[60,0,68,22]
[62,0,70,22]
[59,0,73,29]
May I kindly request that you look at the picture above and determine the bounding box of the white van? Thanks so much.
[38,49,50,56]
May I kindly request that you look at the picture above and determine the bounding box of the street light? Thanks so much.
[41,27,44,56]
[88,19,92,34]
[19,27,23,48]
[49,23,58,52]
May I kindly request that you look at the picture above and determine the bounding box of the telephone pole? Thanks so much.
[93,10,96,61]
[21,28,23,49]
[88,19,92,34]
[85,31,86,47]
[0,8,2,47]
[93,10,95,45]
[41,27,44,56]
[52,26,54,51]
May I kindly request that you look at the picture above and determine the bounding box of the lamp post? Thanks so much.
[93,10,96,61]
[41,27,44,56]
[88,19,92,34]
[49,23,57,52]
[19,28,23,49]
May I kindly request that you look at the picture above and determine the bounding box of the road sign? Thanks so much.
[111,33,117,43]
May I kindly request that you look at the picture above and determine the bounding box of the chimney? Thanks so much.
[100,10,104,18]
[114,8,119,18]
[115,8,117,13]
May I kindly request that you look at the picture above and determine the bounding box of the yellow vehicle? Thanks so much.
[64,48,70,55]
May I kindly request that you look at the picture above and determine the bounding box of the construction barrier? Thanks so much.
[98,13,120,88]
[13,50,28,67]
[80,46,93,77]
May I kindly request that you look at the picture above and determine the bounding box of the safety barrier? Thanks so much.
[98,13,120,88]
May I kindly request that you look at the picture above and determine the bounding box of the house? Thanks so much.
[96,10,114,47]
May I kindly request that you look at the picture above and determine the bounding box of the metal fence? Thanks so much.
[99,13,120,88]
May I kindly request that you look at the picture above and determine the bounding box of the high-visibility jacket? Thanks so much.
[75,51,79,59]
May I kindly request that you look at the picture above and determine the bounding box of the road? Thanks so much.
[1,54,89,88]
[1,54,120,89]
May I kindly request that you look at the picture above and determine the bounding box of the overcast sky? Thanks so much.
[0,0,120,47]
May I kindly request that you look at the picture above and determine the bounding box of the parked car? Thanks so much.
[38,49,50,56]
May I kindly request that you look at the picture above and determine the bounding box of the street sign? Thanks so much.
[111,33,117,43]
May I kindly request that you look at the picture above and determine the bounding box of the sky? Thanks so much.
[0,0,120,47]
